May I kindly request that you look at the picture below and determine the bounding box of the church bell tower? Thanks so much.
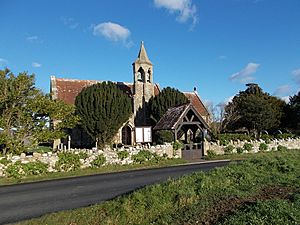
[132,41,155,125]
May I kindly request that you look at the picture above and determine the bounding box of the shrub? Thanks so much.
[55,152,81,172]
[220,138,229,146]
[173,140,184,151]
[260,134,272,142]
[206,150,217,159]
[78,152,89,160]
[132,150,153,164]
[0,157,11,165]
[275,133,295,140]
[117,151,129,160]
[22,161,48,176]
[277,145,288,151]
[264,139,271,144]
[29,146,52,153]
[224,145,234,154]
[243,143,253,152]
[154,130,174,144]
[5,160,48,178]
[151,153,165,163]
[91,154,106,168]
[259,143,268,151]
[5,161,23,179]
[236,147,244,154]
[217,133,253,145]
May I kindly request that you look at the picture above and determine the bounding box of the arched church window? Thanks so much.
[137,67,145,82]
[137,72,142,81]
[146,69,151,82]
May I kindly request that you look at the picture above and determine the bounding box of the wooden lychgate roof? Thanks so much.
[153,103,209,131]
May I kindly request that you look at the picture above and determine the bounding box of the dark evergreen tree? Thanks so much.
[284,91,300,133]
[224,84,286,136]
[148,87,189,125]
[75,82,132,147]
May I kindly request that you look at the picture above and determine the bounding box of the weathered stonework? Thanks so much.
[204,138,300,155]
[0,144,175,178]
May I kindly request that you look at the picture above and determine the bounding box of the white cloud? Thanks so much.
[0,58,8,67]
[292,68,300,85]
[154,0,198,27]
[32,62,42,68]
[273,85,292,96]
[93,22,131,43]
[230,62,260,83]
[224,95,235,104]
[281,96,290,103]
[61,17,79,29]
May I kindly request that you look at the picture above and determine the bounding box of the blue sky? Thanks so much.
[1,0,300,107]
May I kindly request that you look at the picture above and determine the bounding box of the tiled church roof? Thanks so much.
[50,76,160,105]
[183,92,210,117]
[50,76,209,118]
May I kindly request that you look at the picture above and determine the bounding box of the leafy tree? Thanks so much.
[148,87,188,124]
[75,82,132,148]
[223,84,285,136]
[0,69,78,154]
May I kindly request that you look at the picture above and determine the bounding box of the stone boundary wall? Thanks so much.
[204,138,300,155]
[0,144,176,177]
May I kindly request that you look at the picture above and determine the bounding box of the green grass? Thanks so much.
[16,149,300,225]
[0,158,186,186]
[204,149,281,161]
[218,198,300,225]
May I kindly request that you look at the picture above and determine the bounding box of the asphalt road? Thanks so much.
[0,160,230,224]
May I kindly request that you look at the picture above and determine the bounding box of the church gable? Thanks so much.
[183,92,210,123]
[153,103,209,131]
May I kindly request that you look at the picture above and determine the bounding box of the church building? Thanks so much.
[50,42,210,148]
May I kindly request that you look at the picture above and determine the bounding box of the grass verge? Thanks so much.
[0,158,186,186]
[16,149,300,225]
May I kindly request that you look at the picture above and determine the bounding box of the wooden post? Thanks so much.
[68,135,71,150]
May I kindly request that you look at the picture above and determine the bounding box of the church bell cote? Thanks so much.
[132,41,153,84]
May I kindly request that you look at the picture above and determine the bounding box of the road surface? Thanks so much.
[0,160,230,224]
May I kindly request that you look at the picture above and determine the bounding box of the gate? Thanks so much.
[181,143,203,160]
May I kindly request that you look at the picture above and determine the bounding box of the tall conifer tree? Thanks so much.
[148,87,188,125]
[75,82,132,147]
